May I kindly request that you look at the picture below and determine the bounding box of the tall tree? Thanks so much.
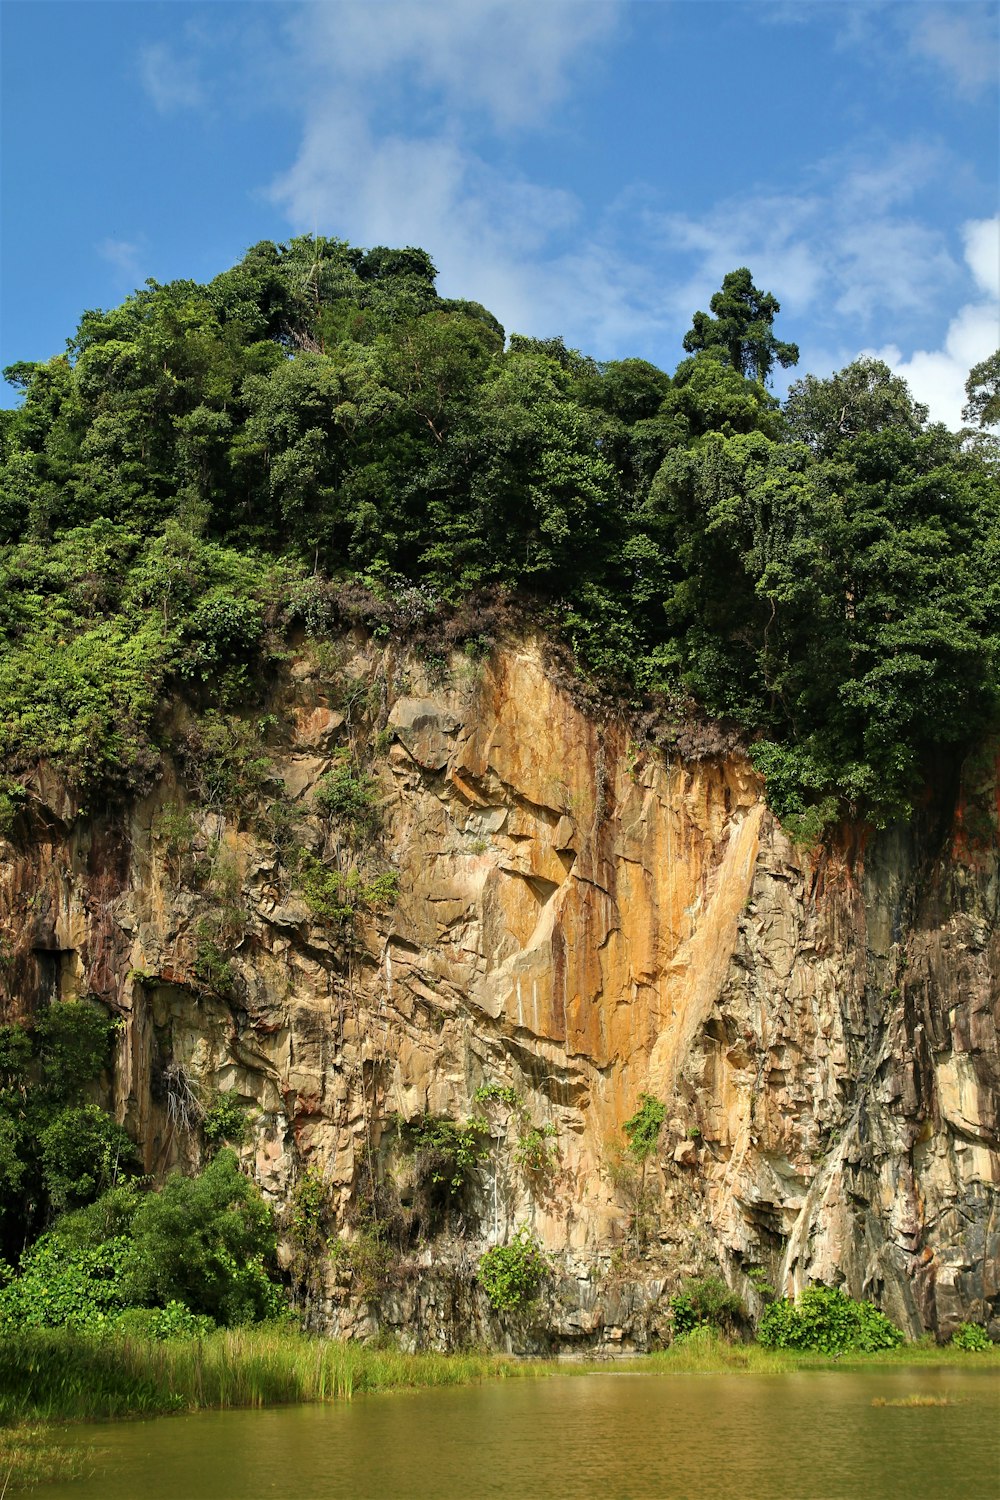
[682,268,799,385]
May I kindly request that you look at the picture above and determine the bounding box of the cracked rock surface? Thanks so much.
[1,636,996,1348]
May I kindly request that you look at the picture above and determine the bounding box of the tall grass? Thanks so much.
[0,1327,539,1424]
[1,1325,994,1427]
[632,1329,1000,1375]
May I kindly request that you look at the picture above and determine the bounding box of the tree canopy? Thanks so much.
[1,240,997,832]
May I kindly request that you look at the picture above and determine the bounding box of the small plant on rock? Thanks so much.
[202,1091,250,1150]
[478,1227,549,1313]
[314,754,381,844]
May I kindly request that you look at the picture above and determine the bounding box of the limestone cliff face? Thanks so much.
[1,636,997,1347]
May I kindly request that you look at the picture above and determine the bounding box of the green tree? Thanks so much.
[784,357,926,456]
[963,350,1000,430]
[683,268,799,385]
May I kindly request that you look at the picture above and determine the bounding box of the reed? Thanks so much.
[0,1327,539,1424]
[1,1325,993,1429]
[0,1424,96,1493]
[871,1394,958,1407]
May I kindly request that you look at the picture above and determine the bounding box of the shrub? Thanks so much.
[297,852,399,926]
[177,711,275,813]
[35,1151,284,1328]
[478,1227,549,1313]
[120,1151,282,1324]
[757,1285,905,1353]
[514,1124,558,1178]
[178,591,265,689]
[314,756,381,842]
[404,1114,490,1195]
[330,1228,395,1304]
[0,1235,131,1333]
[202,1092,250,1149]
[951,1321,990,1352]
[192,928,237,999]
[35,1001,118,1106]
[670,1275,744,1338]
[111,1301,215,1340]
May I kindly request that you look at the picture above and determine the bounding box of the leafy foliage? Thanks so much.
[30,1151,283,1327]
[38,1105,136,1212]
[756,1285,905,1353]
[296,852,399,927]
[314,755,381,842]
[951,1320,991,1351]
[404,1114,491,1195]
[0,1001,126,1254]
[670,1276,744,1338]
[623,1094,666,1162]
[0,240,995,831]
[478,1227,549,1312]
[202,1092,250,1149]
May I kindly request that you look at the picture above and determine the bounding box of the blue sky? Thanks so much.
[2,0,998,424]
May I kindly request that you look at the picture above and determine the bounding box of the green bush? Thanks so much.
[0,1001,122,1251]
[757,1285,905,1353]
[118,1152,283,1324]
[670,1275,744,1338]
[478,1227,549,1313]
[24,1152,284,1328]
[951,1321,990,1351]
[314,756,381,842]
[297,852,399,927]
[112,1301,216,1340]
[0,1235,131,1333]
[404,1114,490,1194]
[202,1092,250,1149]
[35,1001,118,1106]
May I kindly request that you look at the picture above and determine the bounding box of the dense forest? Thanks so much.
[1,237,998,837]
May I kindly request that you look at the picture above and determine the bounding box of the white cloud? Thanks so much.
[906,4,999,97]
[649,143,959,331]
[286,0,619,130]
[867,216,1000,428]
[270,0,630,343]
[138,40,205,114]
[97,238,143,280]
[964,215,1000,296]
[761,2,999,98]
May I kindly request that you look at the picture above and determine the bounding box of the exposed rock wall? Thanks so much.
[1,636,997,1347]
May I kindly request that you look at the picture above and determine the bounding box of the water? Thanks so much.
[34,1369,1000,1500]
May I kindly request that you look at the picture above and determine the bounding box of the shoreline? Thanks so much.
[1,1330,996,1491]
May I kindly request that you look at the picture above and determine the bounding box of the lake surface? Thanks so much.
[34,1368,1000,1500]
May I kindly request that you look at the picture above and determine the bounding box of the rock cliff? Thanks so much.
[1,635,997,1348]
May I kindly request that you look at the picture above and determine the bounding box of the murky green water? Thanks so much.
[33,1369,1000,1500]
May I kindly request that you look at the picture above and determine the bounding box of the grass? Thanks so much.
[871,1395,959,1407]
[2,1325,995,1426]
[579,1329,1000,1377]
[0,1326,541,1425]
[0,1424,98,1493]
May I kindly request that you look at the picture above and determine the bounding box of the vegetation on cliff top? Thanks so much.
[0,238,996,830]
